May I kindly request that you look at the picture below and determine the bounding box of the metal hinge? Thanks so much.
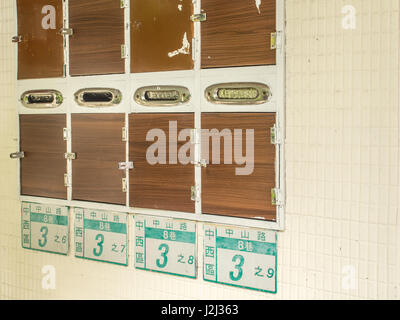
[12,35,22,43]
[64,174,71,187]
[63,128,70,140]
[121,44,128,59]
[270,124,282,145]
[120,0,128,8]
[10,151,24,159]
[190,13,206,22]
[59,28,73,36]
[270,31,282,50]
[122,178,128,193]
[122,127,128,141]
[64,152,76,160]
[118,162,134,170]
[191,185,200,202]
[271,188,283,206]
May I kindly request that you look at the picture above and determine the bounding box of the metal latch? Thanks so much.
[191,159,208,168]
[64,153,76,160]
[118,162,133,170]
[120,0,128,8]
[12,35,22,43]
[59,28,73,36]
[122,178,128,193]
[190,13,206,22]
[10,152,24,159]
[271,188,283,206]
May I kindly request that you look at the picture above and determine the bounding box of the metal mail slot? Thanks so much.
[134,86,191,106]
[20,90,63,109]
[74,88,122,107]
[205,82,271,105]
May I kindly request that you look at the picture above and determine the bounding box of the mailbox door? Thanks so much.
[129,113,195,213]
[20,115,66,199]
[16,0,64,79]
[130,0,194,73]
[69,0,125,76]
[201,113,276,221]
[71,114,126,205]
[201,0,276,68]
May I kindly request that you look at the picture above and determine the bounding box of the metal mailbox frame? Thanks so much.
[14,0,286,231]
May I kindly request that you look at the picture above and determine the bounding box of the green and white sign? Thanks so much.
[134,215,197,279]
[74,208,128,266]
[21,202,69,255]
[203,224,277,293]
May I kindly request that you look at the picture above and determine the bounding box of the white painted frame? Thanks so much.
[15,0,286,231]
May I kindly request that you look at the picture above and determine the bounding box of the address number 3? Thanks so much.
[230,254,244,282]
[39,226,48,247]
[93,233,104,257]
[156,244,169,268]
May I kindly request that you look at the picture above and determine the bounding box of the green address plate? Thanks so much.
[134,214,197,279]
[203,224,277,294]
[21,201,69,255]
[74,208,128,266]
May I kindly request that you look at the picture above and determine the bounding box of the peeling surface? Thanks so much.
[168,32,190,58]
[255,0,261,14]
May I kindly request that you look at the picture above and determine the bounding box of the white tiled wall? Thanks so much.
[0,0,399,300]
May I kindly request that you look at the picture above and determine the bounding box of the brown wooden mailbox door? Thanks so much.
[129,113,195,213]
[16,0,64,79]
[201,113,276,221]
[20,115,67,199]
[71,114,126,205]
[69,0,125,76]
[130,0,194,73]
[201,0,276,69]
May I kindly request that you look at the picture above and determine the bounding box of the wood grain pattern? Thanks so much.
[71,114,126,205]
[17,0,64,79]
[201,113,276,221]
[69,0,125,76]
[20,115,66,199]
[129,113,195,213]
[201,0,276,68]
[130,0,194,73]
